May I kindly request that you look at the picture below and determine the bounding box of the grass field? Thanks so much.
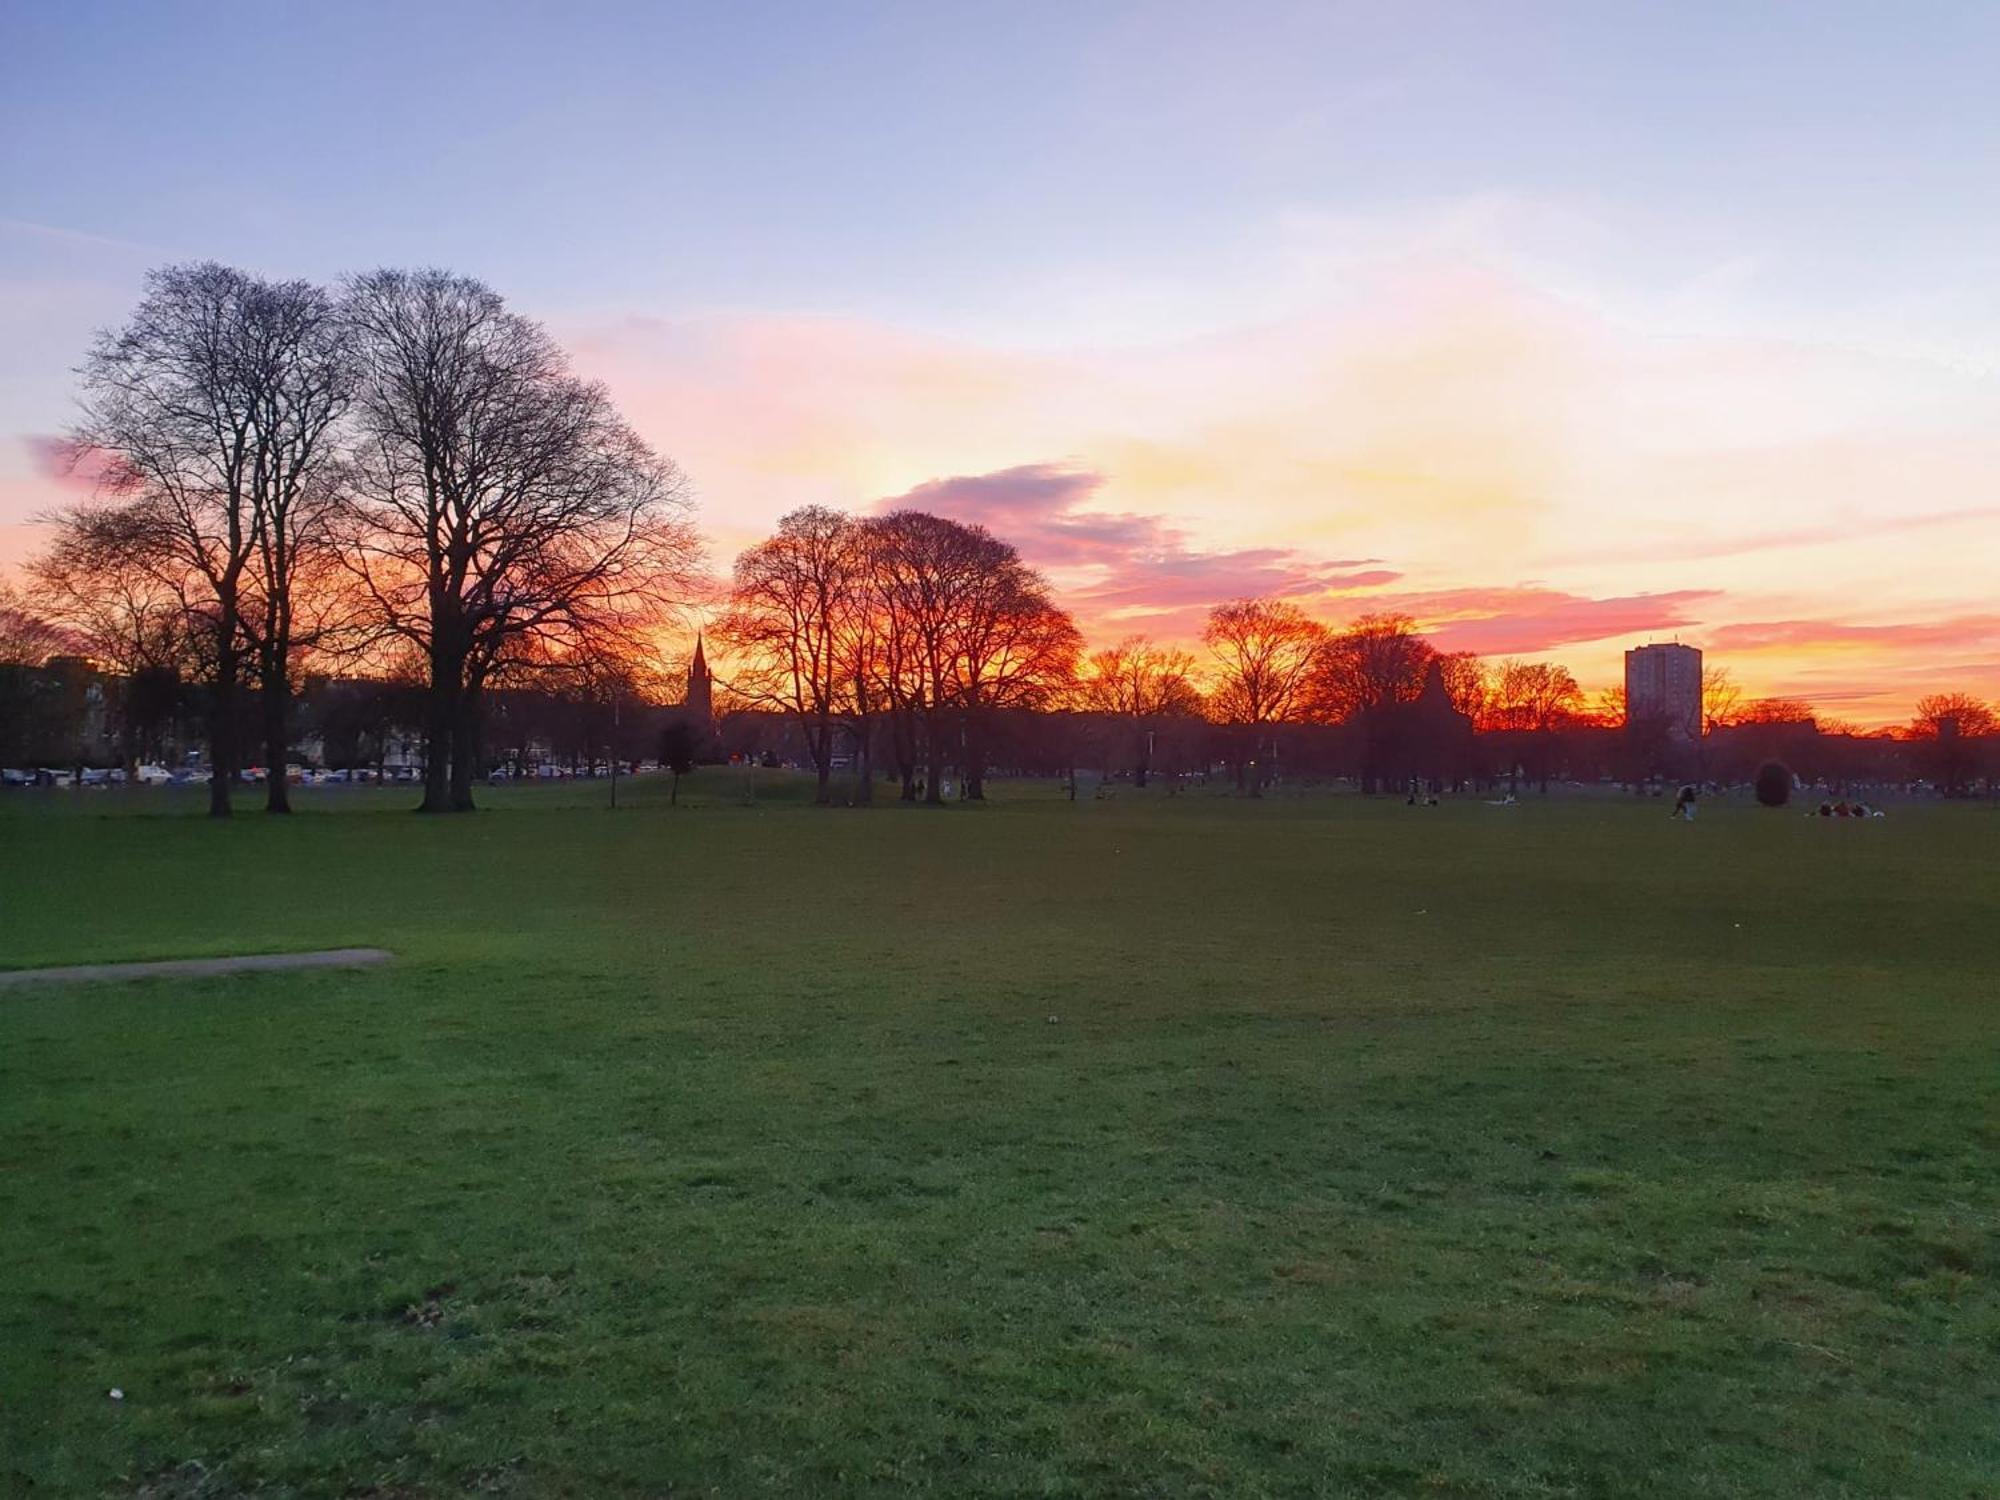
[2,776,1996,1497]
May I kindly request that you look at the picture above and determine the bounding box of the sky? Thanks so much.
[4,1,1998,724]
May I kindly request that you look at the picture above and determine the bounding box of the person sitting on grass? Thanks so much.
[1673,784,1698,821]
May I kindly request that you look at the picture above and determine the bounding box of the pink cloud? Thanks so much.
[1374,585,1721,655]
[23,434,118,495]
[874,462,1400,636]
[1707,614,2000,653]
[877,464,1157,566]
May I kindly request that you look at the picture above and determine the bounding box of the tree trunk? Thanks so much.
[118,680,140,785]
[262,676,292,814]
[853,718,873,806]
[925,713,944,804]
[812,723,832,805]
[964,717,986,801]
[419,669,454,813]
[449,680,483,812]
[207,640,237,820]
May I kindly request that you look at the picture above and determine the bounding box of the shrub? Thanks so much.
[1755,761,1792,807]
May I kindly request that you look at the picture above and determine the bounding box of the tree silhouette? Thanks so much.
[1908,692,1995,795]
[717,507,865,805]
[340,268,700,813]
[71,264,350,815]
[1075,636,1203,786]
[1202,597,1326,794]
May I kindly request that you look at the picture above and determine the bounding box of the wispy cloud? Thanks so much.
[1369,585,1721,655]
[1552,503,2000,570]
[1708,613,2000,653]
[875,462,1399,635]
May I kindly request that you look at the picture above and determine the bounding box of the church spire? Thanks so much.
[685,630,713,728]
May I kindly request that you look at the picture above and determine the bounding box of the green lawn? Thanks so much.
[2,778,1996,1497]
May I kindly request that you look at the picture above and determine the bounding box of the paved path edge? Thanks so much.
[0,948,394,989]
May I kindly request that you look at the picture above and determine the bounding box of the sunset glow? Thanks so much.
[5,4,1998,725]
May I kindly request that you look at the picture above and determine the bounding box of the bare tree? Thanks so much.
[848,511,1078,802]
[1437,650,1492,725]
[1487,659,1583,792]
[715,506,864,804]
[863,510,977,804]
[1310,612,1435,721]
[0,583,70,667]
[1738,697,1817,726]
[1908,691,1996,795]
[1076,636,1203,785]
[854,513,935,801]
[1700,666,1742,736]
[29,509,190,777]
[834,528,889,805]
[340,268,701,812]
[1308,612,1441,792]
[942,537,1079,800]
[1202,597,1327,794]
[70,264,350,815]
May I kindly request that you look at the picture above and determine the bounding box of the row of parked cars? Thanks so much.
[2,763,655,788]
[2,765,179,787]
[0,764,425,788]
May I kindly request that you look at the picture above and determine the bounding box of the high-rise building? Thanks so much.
[1625,642,1702,736]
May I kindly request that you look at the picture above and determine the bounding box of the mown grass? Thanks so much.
[1,777,1996,1496]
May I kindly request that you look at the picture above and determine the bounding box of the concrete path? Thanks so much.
[0,947,393,990]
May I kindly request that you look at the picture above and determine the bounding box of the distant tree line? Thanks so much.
[7,263,1996,809]
[709,514,1999,801]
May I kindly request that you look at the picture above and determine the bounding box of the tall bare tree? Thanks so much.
[864,510,975,804]
[848,510,1077,802]
[1202,597,1326,793]
[1487,659,1583,792]
[340,269,700,812]
[942,536,1079,801]
[1908,691,1996,795]
[854,513,936,800]
[1310,612,1435,721]
[1076,636,1203,785]
[716,506,864,804]
[71,264,350,815]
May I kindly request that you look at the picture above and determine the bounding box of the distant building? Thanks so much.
[682,631,713,731]
[1373,658,1477,793]
[1625,642,1702,737]
[657,631,721,762]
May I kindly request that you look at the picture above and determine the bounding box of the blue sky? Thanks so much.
[5,2,2000,716]
[10,2,1999,321]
